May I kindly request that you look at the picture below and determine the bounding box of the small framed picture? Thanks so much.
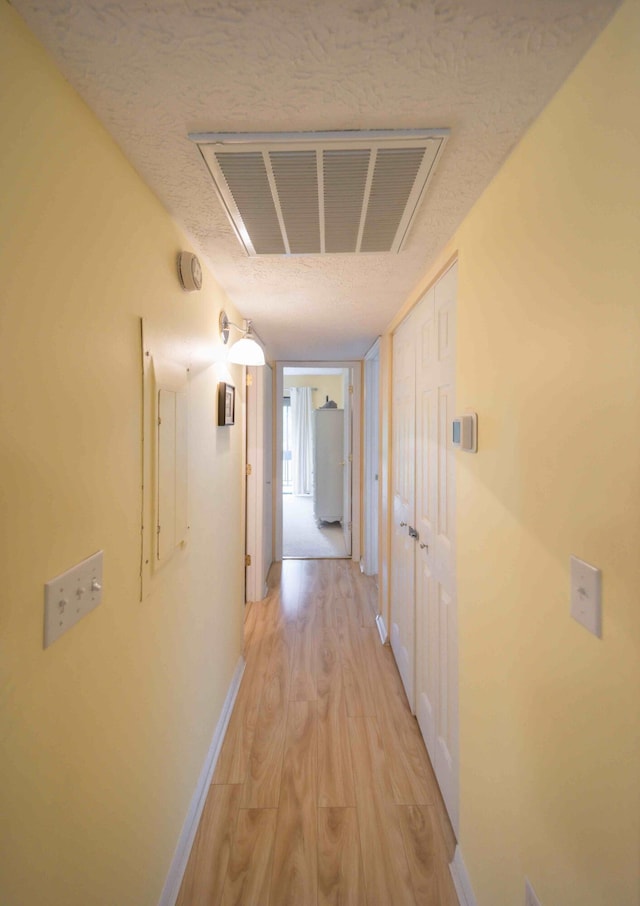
[217,382,235,426]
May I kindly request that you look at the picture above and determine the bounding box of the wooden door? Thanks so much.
[414,262,459,832]
[390,311,417,710]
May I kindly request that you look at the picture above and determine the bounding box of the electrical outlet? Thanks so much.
[525,878,541,906]
[44,550,103,648]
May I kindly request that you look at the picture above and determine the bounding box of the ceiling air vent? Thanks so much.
[189,130,449,256]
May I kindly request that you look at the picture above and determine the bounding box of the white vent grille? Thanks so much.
[190,130,449,256]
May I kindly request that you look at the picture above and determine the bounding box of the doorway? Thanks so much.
[282,366,348,558]
[275,363,361,562]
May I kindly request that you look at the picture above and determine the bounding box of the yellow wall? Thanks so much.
[283,371,345,410]
[383,2,640,903]
[0,7,246,905]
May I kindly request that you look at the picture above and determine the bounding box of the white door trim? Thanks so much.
[246,366,259,602]
[246,363,273,603]
[275,361,361,563]
[363,338,381,576]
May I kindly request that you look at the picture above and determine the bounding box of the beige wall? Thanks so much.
[381,2,640,903]
[4,1,639,904]
[0,7,246,905]
[283,372,345,409]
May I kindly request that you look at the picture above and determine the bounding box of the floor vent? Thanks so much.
[190,130,449,256]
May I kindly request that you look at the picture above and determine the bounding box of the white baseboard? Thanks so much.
[375,613,388,645]
[450,845,477,906]
[158,656,245,906]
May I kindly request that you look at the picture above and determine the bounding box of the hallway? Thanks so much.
[176,559,457,905]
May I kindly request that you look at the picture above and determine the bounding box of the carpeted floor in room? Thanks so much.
[282,494,348,558]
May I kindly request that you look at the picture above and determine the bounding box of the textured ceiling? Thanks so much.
[13,0,619,360]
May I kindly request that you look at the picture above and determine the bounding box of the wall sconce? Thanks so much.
[219,311,265,366]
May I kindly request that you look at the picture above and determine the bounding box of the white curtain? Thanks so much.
[290,387,313,495]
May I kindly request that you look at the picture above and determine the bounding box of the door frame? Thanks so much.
[245,363,274,602]
[275,361,361,563]
[363,338,380,576]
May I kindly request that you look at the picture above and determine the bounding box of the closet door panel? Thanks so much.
[415,559,437,756]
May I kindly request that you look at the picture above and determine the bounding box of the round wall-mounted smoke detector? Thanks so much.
[178,251,203,292]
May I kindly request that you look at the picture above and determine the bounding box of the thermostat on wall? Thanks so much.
[177,251,202,292]
[452,412,477,453]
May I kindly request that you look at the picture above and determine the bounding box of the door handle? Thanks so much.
[400,521,407,527]
[408,526,418,539]
[419,542,428,551]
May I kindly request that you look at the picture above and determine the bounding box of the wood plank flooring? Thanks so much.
[176,559,458,906]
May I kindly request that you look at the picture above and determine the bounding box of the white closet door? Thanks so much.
[414,285,438,755]
[390,310,417,710]
[433,263,458,832]
[414,262,459,833]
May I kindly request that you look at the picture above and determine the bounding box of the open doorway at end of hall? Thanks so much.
[279,365,355,560]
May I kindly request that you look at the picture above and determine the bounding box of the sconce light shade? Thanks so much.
[219,311,265,366]
[228,336,266,366]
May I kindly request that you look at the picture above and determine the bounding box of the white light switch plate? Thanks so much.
[44,550,103,648]
[570,555,602,638]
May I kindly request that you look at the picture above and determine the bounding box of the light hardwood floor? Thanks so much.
[176,559,458,906]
